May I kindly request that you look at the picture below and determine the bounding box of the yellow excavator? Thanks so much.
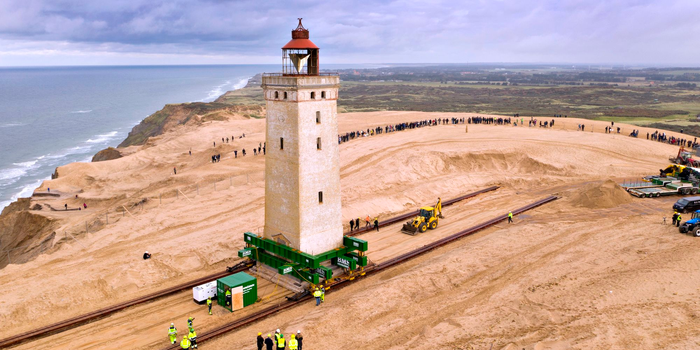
[401,198,444,235]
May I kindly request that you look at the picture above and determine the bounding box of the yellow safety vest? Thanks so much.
[289,338,298,350]
[188,331,197,340]
[277,336,286,347]
[180,338,191,348]
[508,212,513,218]
[313,290,322,297]
[226,290,231,296]
[169,327,177,335]
[206,299,211,306]
[677,215,682,221]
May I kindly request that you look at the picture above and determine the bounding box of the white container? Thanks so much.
[192,281,217,303]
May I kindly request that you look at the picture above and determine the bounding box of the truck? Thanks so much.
[678,210,700,237]
[625,179,698,198]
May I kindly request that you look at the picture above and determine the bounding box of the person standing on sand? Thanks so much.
[508,211,513,223]
[168,323,178,344]
[374,217,379,231]
[64,203,68,210]
[349,219,354,231]
[257,332,264,350]
[296,331,303,350]
[234,150,238,158]
[356,218,360,230]
[180,335,191,349]
[213,141,216,147]
[265,334,274,350]
[365,215,371,228]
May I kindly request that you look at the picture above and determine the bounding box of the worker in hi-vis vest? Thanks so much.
[276,333,286,349]
[508,211,513,223]
[289,334,298,350]
[188,328,198,349]
[225,288,232,307]
[206,297,212,315]
[168,323,178,344]
[313,288,322,306]
[180,336,191,349]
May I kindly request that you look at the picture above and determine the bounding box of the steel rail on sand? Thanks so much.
[162,195,558,350]
[0,186,499,348]
[0,263,253,349]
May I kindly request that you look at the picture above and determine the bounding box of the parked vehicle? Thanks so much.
[673,196,700,213]
[679,210,700,236]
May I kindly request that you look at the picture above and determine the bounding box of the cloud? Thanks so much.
[0,0,699,66]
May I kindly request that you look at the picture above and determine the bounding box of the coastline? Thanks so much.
[0,73,262,212]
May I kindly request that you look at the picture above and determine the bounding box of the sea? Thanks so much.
[0,64,277,210]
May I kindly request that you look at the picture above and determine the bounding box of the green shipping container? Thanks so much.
[217,272,257,311]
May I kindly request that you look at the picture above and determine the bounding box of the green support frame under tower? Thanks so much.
[238,232,369,285]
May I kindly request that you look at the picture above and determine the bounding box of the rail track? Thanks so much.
[0,186,498,349]
[162,195,558,350]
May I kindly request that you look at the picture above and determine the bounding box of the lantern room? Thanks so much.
[282,18,319,75]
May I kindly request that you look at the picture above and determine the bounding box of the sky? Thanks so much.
[0,0,699,67]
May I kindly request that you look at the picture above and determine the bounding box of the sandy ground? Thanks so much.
[2,111,700,350]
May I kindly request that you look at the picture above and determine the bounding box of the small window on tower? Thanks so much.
[280,137,284,150]
[310,91,316,99]
[275,91,279,99]
[318,191,323,203]
[317,137,322,150]
[283,92,288,100]
[321,91,326,99]
[316,111,321,124]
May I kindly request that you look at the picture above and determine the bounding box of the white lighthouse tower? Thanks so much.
[261,19,342,254]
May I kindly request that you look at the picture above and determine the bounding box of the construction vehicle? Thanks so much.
[401,198,444,235]
[678,210,700,236]
[670,147,700,167]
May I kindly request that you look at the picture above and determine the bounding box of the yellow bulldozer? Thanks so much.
[401,198,444,235]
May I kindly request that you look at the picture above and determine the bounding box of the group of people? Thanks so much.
[257,329,304,350]
[348,216,379,232]
[216,134,246,147]
[468,116,512,125]
[672,211,683,227]
[338,118,460,144]
[649,131,697,148]
[168,316,198,349]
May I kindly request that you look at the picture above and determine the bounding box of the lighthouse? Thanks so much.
[261,19,343,255]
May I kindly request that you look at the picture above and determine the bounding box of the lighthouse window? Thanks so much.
[316,111,321,124]
[321,91,326,99]
[275,91,279,99]
[310,91,316,99]
[280,137,284,150]
[318,191,323,203]
[317,137,322,150]
[283,92,288,100]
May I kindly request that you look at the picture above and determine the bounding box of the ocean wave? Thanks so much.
[0,178,47,211]
[46,145,93,159]
[0,159,42,185]
[71,110,93,114]
[232,77,249,90]
[0,167,28,183]
[196,76,251,102]
[86,131,119,144]
[0,122,26,128]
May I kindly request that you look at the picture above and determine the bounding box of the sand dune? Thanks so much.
[1,111,698,349]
